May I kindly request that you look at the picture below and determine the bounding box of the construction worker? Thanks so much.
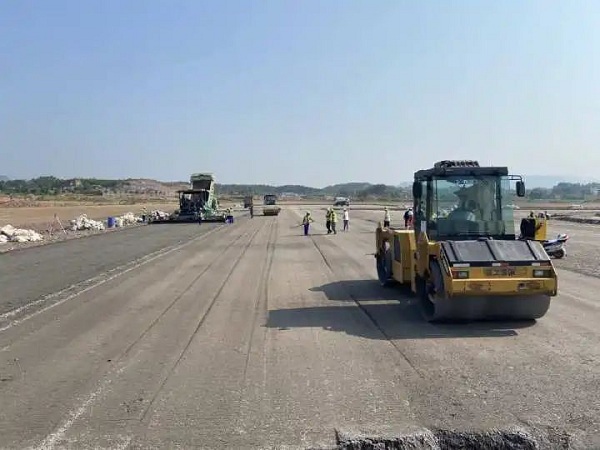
[403,207,413,229]
[330,208,337,234]
[326,208,332,234]
[343,207,349,231]
[141,206,148,223]
[250,205,254,218]
[383,207,391,228]
[302,212,314,236]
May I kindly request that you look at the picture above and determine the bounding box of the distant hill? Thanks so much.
[321,182,373,195]
[2,175,599,202]
[215,182,410,199]
[0,176,9,182]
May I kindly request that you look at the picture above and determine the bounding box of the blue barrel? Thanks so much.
[107,217,115,228]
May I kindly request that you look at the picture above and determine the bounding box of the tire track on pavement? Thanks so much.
[309,235,425,378]
[136,219,269,423]
[233,218,278,436]
[240,219,277,385]
[115,226,259,361]
[34,220,267,450]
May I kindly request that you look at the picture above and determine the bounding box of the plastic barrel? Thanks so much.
[107,216,115,228]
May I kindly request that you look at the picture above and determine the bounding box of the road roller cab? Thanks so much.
[375,160,558,322]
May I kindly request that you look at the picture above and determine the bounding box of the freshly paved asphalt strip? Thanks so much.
[0,222,225,316]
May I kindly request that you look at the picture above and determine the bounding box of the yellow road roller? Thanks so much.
[375,160,558,322]
[262,194,281,216]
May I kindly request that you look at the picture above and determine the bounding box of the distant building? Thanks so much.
[280,192,301,199]
[60,178,82,192]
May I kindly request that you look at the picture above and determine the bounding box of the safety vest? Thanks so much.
[330,210,337,222]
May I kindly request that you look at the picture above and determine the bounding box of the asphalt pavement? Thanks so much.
[0,221,224,316]
[0,208,598,449]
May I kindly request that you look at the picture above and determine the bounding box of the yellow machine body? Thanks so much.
[374,160,558,322]
[534,217,548,241]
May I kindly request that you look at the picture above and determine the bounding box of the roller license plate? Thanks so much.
[484,267,526,277]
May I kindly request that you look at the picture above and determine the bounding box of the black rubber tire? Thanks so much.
[419,260,452,322]
[554,248,566,259]
[376,240,395,287]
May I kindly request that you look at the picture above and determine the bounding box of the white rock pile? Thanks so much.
[118,212,140,226]
[0,224,44,244]
[112,212,143,227]
[151,210,170,220]
[70,214,106,231]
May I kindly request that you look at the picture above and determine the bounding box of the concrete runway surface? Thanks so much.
[0,208,598,449]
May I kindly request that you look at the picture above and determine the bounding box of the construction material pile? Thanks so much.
[117,212,141,226]
[70,214,106,231]
[151,210,170,220]
[0,224,44,244]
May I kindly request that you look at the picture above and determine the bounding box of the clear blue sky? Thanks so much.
[1,1,599,186]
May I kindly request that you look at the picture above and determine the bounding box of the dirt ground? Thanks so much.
[0,202,178,229]
[2,197,600,230]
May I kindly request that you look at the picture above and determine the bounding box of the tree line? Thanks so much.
[527,182,600,201]
[1,176,599,201]
[0,177,120,195]
[215,183,411,200]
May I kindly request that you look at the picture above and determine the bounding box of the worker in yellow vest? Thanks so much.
[326,208,332,234]
[330,208,337,235]
[302,212,314,236]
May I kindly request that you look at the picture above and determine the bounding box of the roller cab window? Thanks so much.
[424,175,516,240]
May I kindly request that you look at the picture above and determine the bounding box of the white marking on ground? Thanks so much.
[34,365,130,450]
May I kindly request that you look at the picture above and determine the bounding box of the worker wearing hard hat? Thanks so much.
[329,207,338,234]
[302,212,314,236]
[383,207,391,228]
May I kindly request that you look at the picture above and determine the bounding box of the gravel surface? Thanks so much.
[546,220,600,279]
[0,207,598,448]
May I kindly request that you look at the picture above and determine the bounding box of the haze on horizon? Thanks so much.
[1,1,599,186]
